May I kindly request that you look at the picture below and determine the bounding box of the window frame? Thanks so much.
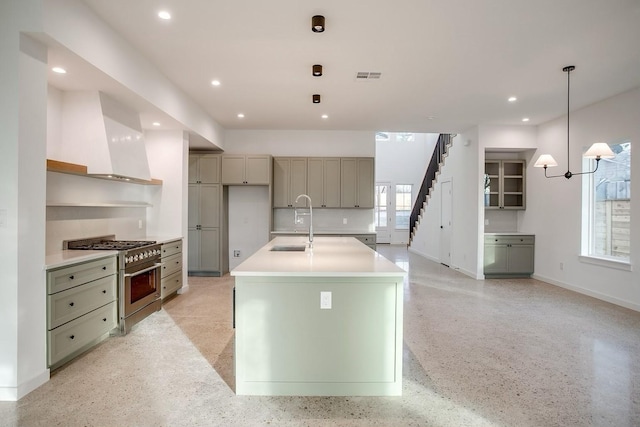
[580,140,631,270]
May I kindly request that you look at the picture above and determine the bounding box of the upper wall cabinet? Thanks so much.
[484,160,526,210]
[340,158,374,208]
[189,154,220,184]
[221,155,272,185]
[273,157,308,208]
[307,158,341,208]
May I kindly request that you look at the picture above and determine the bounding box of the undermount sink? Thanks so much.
[270,245,307,252]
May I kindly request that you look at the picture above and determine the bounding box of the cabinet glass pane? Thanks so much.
[503,194,523,207]
[485,162,500,175]
[503,162,523,176]
[503,177,523,192]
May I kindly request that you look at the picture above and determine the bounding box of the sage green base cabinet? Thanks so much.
[234,277,403,396]
[46,255,118,369]
[160,239,183,299]
[484,234,535,277]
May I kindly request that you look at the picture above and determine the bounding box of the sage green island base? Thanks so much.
[232,237,406,396]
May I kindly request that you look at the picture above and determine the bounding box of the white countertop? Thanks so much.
[484,232,535,236]
[231,236,406,278]
[45,235,182,269]
[45,250,118,270]
[271,230,375,235]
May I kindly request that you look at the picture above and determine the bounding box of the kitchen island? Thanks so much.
[231,236,406,396]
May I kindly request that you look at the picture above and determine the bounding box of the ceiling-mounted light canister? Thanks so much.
[312,15,325,32]
[313,94,321,104]
[312,64,323,76]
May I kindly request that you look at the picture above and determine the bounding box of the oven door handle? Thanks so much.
[124,263,163,278]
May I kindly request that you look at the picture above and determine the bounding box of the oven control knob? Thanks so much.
[134,254,139,261]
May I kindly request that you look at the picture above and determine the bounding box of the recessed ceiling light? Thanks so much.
[237,113,245,118]
[52,67,66,74]
[152,122,161,126]
[158,10,171,20]
[321,114,328,119]
[508,96,517,102]
[522,117,530,122]
[211,80,221,86]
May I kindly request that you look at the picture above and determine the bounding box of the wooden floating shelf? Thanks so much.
[46,159,162,186]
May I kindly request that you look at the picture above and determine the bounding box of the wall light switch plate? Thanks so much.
[320,291,332,309]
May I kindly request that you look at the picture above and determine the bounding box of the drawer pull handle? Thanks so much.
[102,290,107,294]
[102,318,107,322]
[102,266,107,270]
[69,275,75,280]
[69,302,75,307]
[70,335,75,340]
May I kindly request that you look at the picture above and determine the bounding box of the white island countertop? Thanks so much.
[232,236,406,278]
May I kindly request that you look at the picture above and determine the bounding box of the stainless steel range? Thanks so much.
[64,235,162,334]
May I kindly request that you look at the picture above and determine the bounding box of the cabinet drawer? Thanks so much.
[161,270,182,299]
[161,253,182,278]
[48,301,117,367]
[161,240,182,258]
[47,257,117,294]
[48,275,117,329]
[484,235,535,245]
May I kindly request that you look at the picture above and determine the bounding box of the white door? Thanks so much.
[375,183,391,244]
[440,180,452,266]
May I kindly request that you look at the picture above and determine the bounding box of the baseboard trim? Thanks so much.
[0,369,49,401]
[532,273,640,312]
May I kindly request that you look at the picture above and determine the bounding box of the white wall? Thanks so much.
[0,0,50,399]
[145,130,189,290]
[224,130,375,156]
[228,186,270,269]
[521,88,640,311]
[410,130,483,278]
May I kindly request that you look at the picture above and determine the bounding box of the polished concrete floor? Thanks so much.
[2,245,640,426]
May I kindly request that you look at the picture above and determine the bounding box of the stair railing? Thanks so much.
[409,134,452,239]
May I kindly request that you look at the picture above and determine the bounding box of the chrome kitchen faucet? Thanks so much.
[294,194,313,248]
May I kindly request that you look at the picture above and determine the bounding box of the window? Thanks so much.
[395,184,412,229]
[583,141,631,261]
[374,185,388,228]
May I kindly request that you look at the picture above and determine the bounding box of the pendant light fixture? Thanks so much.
[533,65,615,179]
[311,15,325,33]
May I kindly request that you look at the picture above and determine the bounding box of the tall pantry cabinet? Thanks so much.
[188,154,226,276]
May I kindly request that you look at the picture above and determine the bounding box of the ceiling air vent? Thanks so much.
[355,71,382,80]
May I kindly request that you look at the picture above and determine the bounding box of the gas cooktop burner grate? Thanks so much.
[71,241,155,250]
[64,236,156,251]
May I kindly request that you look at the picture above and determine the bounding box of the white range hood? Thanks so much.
[54,91,152,182]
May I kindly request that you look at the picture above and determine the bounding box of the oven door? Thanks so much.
[123,260,162,317]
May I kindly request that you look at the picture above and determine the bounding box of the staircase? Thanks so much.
[409,134,454,245]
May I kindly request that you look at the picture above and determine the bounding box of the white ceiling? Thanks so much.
[50,0,640,139]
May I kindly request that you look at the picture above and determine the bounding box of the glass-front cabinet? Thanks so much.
[484,160,525,210]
